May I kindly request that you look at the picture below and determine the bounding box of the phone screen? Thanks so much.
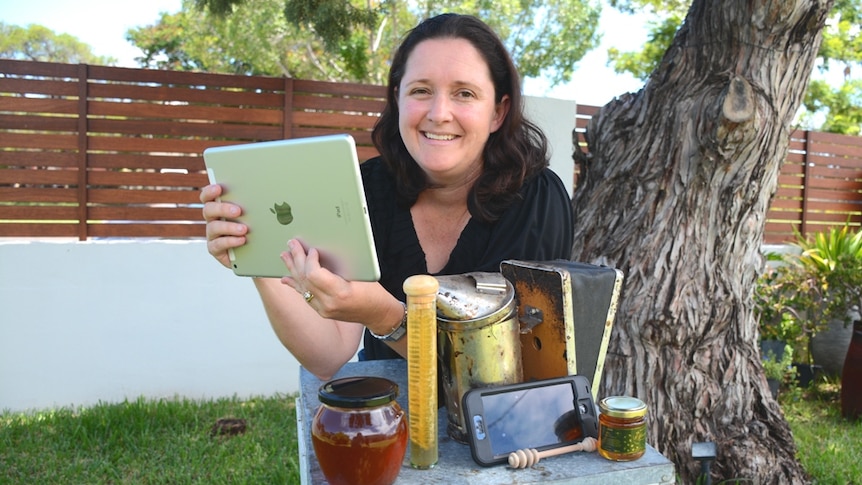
[478,381,583,456]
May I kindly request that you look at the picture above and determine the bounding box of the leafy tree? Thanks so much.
[137,0,601,86]
[573,0,833,482]
[0,22,115,65]
[128,0,403,81]
[127,0,348,79]
[800,0,862,134]
[606,0,861,135]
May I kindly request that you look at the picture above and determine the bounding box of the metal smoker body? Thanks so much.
[436,272,523,443]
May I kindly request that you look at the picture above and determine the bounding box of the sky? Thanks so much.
[0,0,648,107]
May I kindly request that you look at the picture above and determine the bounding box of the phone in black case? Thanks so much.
[461,375,598,466]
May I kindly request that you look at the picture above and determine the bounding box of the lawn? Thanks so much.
[781,381,862,484]
[0,395,300,484]
[0,384,859,484]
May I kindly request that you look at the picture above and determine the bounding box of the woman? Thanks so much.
[200,13,573,380]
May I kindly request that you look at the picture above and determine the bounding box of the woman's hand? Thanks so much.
[200,183,248,269]
[279,238,354,320]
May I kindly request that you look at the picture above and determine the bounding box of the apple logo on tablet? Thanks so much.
[270,202,293,225]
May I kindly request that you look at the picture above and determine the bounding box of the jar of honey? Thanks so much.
[311,376,408,485]
[598,396,647,461]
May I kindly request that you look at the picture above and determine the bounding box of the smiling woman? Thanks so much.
[199,13,574,389]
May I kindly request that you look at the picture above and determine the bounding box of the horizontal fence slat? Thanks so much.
[87,118,283,140]
[88,153,206,171]
[0,113,79,132]
[88,100,283,124]
[88,188,202,205]
[86,136,228,155]
[88,170,208,188]
[88,206,203,221]
[88,82,284,107]
[86,222,205,238]
[0,167,79,185]
[0,187,78,203]
[0,96,78,115]
[0,223,80,237]
[0,205,79,220]
[0,151,78,168]
[0,132,78,151]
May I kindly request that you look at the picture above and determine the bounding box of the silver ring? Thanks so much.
[302,291,314,303]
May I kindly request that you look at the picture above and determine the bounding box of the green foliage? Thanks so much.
[801,78,862,135]
[0,395,300,483]
[754,225,862,360]
[0,22,116,65]
[128,0,363,79]
[762,344,794,381]
[153,0,601,86]
[607,15,678,80]
[283,0,378,49]
[754,254,819,346]
[793,225,862,326]
[800,0,862,135]
[605,1,861,135]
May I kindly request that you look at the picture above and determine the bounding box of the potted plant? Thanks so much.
[754,253,814,363]
[794,225,862,377]
[755,225,862,379]
[762,344,794,399]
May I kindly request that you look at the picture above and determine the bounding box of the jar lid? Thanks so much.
[318,376,399,408]
[599,396,647,418]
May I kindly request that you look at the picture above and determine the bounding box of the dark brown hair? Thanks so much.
[371,13,549,223]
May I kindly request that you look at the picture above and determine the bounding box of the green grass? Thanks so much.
[781,381,862,484]
[0,394,300,484]
[1,386,859,484]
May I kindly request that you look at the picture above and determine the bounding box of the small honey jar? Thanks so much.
[597,396,647,461]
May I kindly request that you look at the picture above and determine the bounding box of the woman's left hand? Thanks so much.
[279,238,353,320]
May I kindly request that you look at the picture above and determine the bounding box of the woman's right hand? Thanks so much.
[200,183,248,269]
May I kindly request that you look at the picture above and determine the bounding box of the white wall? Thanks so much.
[524,96,577,198]
[0,239,300,412]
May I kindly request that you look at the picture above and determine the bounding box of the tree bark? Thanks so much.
[571,1,834,483]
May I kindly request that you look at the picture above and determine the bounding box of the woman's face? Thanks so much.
[397,37,509,185]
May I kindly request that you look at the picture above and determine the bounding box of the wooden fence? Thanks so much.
[2,59,861,243]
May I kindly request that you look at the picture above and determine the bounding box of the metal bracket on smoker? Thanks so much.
[467,272,508,294]
[519,305,544,333]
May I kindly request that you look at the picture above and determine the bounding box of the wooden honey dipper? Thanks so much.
[507,437,598,468]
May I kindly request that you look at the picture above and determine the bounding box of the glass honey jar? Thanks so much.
[311,376,408,485]
[598,396,648,461]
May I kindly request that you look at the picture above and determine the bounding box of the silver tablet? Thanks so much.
[203,134,380,281]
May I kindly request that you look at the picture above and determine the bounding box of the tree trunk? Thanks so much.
[571,1,834,483]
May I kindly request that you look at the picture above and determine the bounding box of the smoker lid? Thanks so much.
[435,272,515,322]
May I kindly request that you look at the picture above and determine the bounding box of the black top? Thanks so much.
[359,156,575,360]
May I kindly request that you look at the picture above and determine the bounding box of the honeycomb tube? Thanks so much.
[403,275,439,469]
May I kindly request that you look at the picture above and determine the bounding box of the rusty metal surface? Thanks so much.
[501,260,624,396]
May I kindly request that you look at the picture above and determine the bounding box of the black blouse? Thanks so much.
[359,156,574,360]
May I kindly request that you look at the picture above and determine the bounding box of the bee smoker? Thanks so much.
[436,272,522,443]
[434,261,624,444]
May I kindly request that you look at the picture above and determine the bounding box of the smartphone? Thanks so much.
[461,375,598,466]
